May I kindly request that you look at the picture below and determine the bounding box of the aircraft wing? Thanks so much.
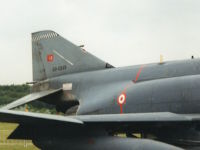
[0,109,83,125]
[74,113,200,132]
[75,112,194,122]
[2,89,62,110]
[0,109,199,129]
[0,110,186,150]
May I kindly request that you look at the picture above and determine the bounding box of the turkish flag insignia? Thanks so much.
[47,54,54,62]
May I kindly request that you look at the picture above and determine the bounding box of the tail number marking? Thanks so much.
[52,65,67,72]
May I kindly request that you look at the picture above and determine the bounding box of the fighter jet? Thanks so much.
[1,30,200,150]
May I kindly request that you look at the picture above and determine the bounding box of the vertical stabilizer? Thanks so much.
[32,30,110,81]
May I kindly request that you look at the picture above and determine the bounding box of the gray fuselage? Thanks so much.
[45,59,200,115]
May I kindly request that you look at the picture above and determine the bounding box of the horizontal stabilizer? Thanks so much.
[2,89,62,110]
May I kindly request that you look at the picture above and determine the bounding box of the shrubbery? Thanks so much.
[0,84,30,105]
[0,85,56,114]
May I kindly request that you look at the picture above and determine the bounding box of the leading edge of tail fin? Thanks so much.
[32,30,114,81]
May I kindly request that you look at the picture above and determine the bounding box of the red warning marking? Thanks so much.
[117,93,126,114]
[123,84,132,93]
[116,65,146,114]
[133,65,145,83]
[119,105,123,114]
[122,65,145,92]
[47,54,54,62]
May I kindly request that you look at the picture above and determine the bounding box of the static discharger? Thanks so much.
[79,45,87,53]
[79,45,85,48]
[160,55,164,64]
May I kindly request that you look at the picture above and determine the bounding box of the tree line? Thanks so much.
[0,84,56,113]
[0,84,30,105]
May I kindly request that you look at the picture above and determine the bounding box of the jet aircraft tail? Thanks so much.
[32,30,113,81]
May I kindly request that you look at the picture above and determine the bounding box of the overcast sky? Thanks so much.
[0,0,200,84]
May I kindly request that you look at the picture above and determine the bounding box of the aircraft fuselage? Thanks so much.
[45,59,200,115]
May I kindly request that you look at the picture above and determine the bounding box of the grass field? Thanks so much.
[0,123,39,150]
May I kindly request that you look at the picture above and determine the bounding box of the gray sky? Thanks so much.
[0,0,200,84]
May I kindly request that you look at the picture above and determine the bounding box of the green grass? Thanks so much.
[0,123,39,150]
[0,145,38,150]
